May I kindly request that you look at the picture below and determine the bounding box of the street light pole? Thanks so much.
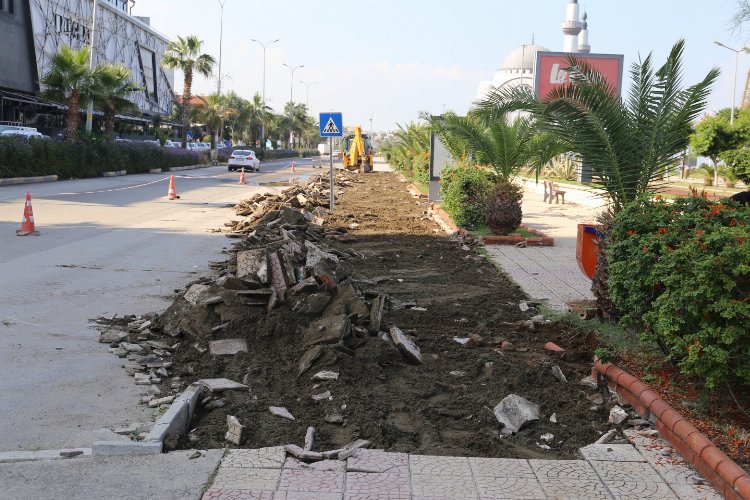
[714,41,749,126]
[250,38,279,149]
[85,0,98,133]
[214,0,227,152]
[282,63,304,104]
[299,81,317,110]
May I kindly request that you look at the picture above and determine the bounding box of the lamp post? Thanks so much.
[714,41,749,125]
[299,81,317,110]
[217,0,227,94]
[282,63,304,104]
[251,38,279,149]
[85,0,98,133]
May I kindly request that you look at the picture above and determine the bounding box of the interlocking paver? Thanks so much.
[468,457,535,478]
[473,475,546,499]
[273,492,343,500]
[347,449,408,472]
[284,457,346,472]
[536,477,612,499]
[277,468,344,493]
[345,468,410,496]
[579,444,646,462]
[409,454,472,475]
[222,447,287,469]
[211,468,282,491]
[202,489,275,499]
[410,473,479,498]
[602,481,679,499]
[590,461,663,483]
[529,459,600,480]
[668,482,724,500]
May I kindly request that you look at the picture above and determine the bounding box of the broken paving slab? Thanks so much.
[298,345,324,375]
[184,284,211,305]
[209,339,248,356]
[493,394,541,434]
[197,378,249,392]
[236,248,268,283]
[303,314,351,347]
[389,326,422,364]
[312,371,339,381]
[368,294,386,334]
[269,406,295,421]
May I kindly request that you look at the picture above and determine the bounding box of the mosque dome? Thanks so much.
[500,44,550,71]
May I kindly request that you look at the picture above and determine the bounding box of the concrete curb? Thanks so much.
[149,168,163,174]
[593,360,750,499]
[169,164,211,172]
[102,170,127,177]
[0,174,58,186]
[408,183,428,199]
[0,448,91,463]
[428,204,555,247]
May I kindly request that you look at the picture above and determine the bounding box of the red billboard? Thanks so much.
[535,51,625,99]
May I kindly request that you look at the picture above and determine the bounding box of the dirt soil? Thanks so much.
[151,170,613,458]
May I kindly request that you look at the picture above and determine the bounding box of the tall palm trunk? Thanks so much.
[67,89,81,141]
[181,66,193,148]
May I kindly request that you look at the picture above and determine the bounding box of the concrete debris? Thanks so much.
[208,339,248,356]
[337,439,371,460]
[225,415,248,445]
[549,413,558,424]
[368,294,386,334]
[197,378,249,392]
[580,375,599,389]
[324,414,344,424]
[148,396,175,408]
[304,426,315,451]
[551,365,568,383]
[595,429,618,444]
[269,406,295,421]
[519,301,529,312]
[494,394,541,434]
[184,284,211,305]
[298,346,324,375]
[389,326,422,364]
[304,315,351,347]
[540,433,554,442]
[205,399,226,410]
[608,405,629,425]
[311,391,332,402]
[120,342,144,353]
[311,371,339,381]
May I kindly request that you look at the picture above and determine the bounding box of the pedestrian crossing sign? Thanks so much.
[319,112,343,137]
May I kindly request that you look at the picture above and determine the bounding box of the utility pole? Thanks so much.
[85,0,98,133]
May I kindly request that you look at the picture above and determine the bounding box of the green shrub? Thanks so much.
[0,136,207,179]
[608,196,750,387]
[440,165,495,229]
[721,147,750,185]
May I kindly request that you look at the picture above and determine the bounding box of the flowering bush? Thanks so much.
[0,136,207,179]
[608,195,750,387]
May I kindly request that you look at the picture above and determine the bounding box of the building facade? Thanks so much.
[0,0,174,124]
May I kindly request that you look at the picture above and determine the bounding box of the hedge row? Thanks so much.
[0,136,208,179]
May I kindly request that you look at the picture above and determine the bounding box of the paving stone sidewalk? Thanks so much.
[484,184,602,311]
[202,430,720,499]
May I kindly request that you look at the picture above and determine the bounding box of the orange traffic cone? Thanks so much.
[17,192,40,236]
[238,167,246,184]
[291,161,295,173]
[167,175,180,200]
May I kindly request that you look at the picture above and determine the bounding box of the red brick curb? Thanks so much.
[593,360,750,500]
[427,204,554,246]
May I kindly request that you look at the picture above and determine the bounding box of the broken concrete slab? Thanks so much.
[269,406,295,421]
[303,314,351,347]
[99,330,127,344]
[236,249,268,283]
[368,294,386,334]
[291,293,331,315]
[298,346,324,375]
[312,371,339,381]
[225,415,248,445]
[311,391,331,402]
[184,284,211,305]
[609,405,629,425]
[493,394,541,434]
[337,439,371,460]
[304,427,315,451]
[288,277,319,296]
[196,378,249,392]
[325,282,370,321]
[305,241,339,268]
[389,326,422,364]
[208,339,248,356]
[551,365,568,383]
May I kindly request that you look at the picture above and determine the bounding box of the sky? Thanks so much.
[133,0,750,133]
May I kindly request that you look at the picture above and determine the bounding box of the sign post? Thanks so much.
[319,112,343,211]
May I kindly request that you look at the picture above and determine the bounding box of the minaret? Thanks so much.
[561,0,583,53]
[578,11,591,53]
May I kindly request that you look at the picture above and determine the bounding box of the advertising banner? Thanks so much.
[535,51,624,99]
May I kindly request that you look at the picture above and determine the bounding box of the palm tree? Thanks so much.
[162,35,215,148]
[479,40,718,214]
[196,94,238,149]
[437,113,536,234]
[478,39,719,312]
[92,64,142,141]
[40,45,97,141]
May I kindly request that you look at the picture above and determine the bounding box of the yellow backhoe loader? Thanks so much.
[342,126,374,173]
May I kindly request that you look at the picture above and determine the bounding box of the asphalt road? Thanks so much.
[0,158,319,452]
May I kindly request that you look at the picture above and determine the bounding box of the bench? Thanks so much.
[543,180,566,204]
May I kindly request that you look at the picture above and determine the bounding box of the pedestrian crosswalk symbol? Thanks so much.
[319,112,343,137]
[323,117,339,134]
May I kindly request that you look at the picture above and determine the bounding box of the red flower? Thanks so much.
[730,218,737,227]
[627,230,637,237]
[655,195,663,201]
[643,245,649,252]
[697,230,704,236]
[658,228,668,235]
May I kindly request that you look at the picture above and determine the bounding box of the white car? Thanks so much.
[228,150,260,172]
[0,127,45,139]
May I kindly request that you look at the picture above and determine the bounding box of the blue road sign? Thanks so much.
[320,112,343,137]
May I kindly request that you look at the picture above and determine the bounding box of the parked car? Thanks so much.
[0,127,46,139]
[228,150,260,172]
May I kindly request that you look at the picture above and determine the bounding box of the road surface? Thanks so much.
[0,158,318,451]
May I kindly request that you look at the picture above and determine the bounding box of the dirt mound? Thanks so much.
[100,170,615,459]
